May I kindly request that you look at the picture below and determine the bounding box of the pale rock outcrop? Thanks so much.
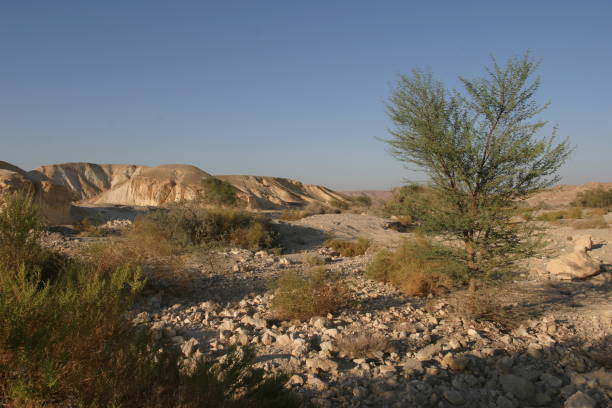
[216,175,349,210]
[0,161,73,224]
[546,235,601,279]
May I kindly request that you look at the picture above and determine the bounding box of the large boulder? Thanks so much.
[0,161,73,225]
[546,236,601,279]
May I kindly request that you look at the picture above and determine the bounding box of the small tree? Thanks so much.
[385,53,571,279]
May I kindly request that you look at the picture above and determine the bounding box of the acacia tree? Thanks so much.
[385,53,571,279]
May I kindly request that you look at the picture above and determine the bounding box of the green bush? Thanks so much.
[366,236,465,296]
[353,195,373,207]
[572,186,612,208]
[142,204,276,250]
[536,207,582,222]
[329,198,350,211]
[279,203,336,221]
[269,267,348,321]
[0,192,302,407]
[324,237,370,257]
[200,177,239,207]
[0,190,43,271]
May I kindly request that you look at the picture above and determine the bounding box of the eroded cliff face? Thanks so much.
[28,162,350,210]
[0,161,73,224]
[217,175,349,210]
[32,163,213,206]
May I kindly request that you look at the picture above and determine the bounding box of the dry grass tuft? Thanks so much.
[335,330,390,359]
[572,216,609,229]
[324,237,371,257]
[366,236,464,297]
[302,253,326,266]
[536,207,583,222]
[454,286,525,329]
[269,267,349,321]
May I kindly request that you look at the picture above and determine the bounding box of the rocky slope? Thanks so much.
[217,175,348,210]
[0,161,72,224]
[31,162,350,209]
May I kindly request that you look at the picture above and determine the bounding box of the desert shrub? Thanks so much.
[353,194,372,207]
[453,287,525,329]
[0,262,300,407]
[269,267,348,321]
[279,202,337,221]
[73,216,107,237]
[200,177,239,207]
[142,204,275,250]
[335,329,390,359]
[329,198,350,211]
[572,186,612,208]
[536,207,582,222]
[0,196,301,407]
[366,237,465,296]
[302,253,326,267]
[572,216,609,229]
[0,190,43,271]
[586,208,609,216]
[381,184,433,219]
[324,237,371,257]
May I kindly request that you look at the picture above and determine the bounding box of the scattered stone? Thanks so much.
[499,374,536,402]
[564,391,596,408]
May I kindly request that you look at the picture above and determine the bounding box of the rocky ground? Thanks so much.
[44,213,611,407]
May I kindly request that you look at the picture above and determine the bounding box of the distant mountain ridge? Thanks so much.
[29,162,350,210]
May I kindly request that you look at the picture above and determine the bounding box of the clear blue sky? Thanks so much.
[1,1,611,190]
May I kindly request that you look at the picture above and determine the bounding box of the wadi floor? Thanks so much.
[47,211,611,408]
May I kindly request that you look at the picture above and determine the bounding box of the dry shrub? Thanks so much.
[324,237,371,257]
[335,329,390,359]
[302,253,326,266]
[0,192,302,408]
[572,216,609,229]
[454,287,525,329]
[329,198,350,211]
[366,236,465,297]
[279,203,335,221]
[572,186,612,208]
[142,204,276,250]
[269,267,348,321]
[536,207,583,221]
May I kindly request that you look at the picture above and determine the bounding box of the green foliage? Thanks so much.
[353,194,373,207]
[269,267,348,321]
[329,198,350,211]
[384,52,571,278]
[572,186,612,208]
[200,177,239,207]
[366,237,465,296]
[141,203,276,250]
[536,207,582,222]
[0,193,301,407]
[0,190,43,271]
[324,237,371,257]
[279,203,336,221]
[302,253,326,267]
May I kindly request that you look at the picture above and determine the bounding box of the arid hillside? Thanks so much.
[0,161,72,224]
[16,161,352,211]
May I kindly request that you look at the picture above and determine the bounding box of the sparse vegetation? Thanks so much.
[454,286,525,329]
[329,198,350,211]
[279,203,337,221]
[385,52,571,279]
[324,237,371,257]
[199,177,240,207]
[572,186,612,208]
[269,267,348,321]
[367,236,465,296]
[0,192,301,408]
[141,203,276,250]
[536,207,582,222]
[335,329,390,359]
[572,216,609,229]
[302,253,326,266]
[352,194,372,207]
